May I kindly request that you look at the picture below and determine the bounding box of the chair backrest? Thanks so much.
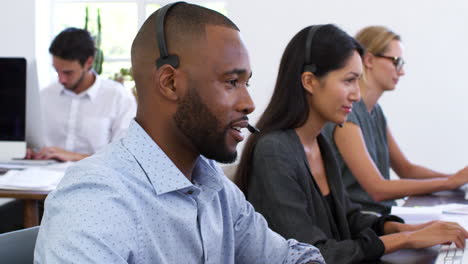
[0,226,40,264]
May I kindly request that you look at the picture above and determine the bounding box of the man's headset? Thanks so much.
[155,1,185,69]
[153,2,260,134]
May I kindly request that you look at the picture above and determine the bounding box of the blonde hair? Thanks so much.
[356,26,401,87]
[355,26,400,55]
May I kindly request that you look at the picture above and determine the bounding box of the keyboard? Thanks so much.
[461,184,468,200]
[0,159,58,170]
[435,240,468,264]
[0,159,58,166]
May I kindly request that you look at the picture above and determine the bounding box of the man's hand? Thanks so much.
[25,148,36,159]
[33,147,88,162]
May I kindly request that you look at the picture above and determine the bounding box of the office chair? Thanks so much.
[0,226,40,264]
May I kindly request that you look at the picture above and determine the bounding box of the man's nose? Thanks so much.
[238,87,255,115]
[58,73,67,84]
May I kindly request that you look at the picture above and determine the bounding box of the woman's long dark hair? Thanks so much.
[235,24,364,194]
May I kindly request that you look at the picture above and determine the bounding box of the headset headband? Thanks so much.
[303,25,323,73]
[155,1,186,69]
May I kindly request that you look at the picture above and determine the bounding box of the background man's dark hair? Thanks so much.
[49,27,96,66]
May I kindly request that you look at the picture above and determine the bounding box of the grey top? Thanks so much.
[247,129,404,263]
[323,99,396,214]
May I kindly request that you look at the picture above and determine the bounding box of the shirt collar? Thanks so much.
[58,71,100,101]
[84,73,100,101]
[192,156,224,194]
[121,120,223,196]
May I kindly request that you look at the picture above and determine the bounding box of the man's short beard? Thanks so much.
[173,87,237,164]
[66,68,87,91]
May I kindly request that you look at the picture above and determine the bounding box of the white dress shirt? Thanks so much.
[41,74,136,155]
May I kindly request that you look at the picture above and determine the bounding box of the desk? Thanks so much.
[403,189,468,207]
[0,170,50,228]
[380,189,468,264]
[0,189,48,228]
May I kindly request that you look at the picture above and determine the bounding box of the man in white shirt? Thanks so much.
[30,28,136,161]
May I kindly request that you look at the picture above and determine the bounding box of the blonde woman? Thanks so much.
[323,26,468,215]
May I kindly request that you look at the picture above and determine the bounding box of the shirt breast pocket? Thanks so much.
[80,117,112,153]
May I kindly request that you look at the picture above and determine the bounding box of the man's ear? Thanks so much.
[155,65,179,101]
[301,71,319,95]
[84,56,94,71]
[363,52,374,69]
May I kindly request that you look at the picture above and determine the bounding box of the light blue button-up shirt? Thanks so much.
[34,120,325,264]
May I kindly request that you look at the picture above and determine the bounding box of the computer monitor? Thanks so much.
[0,58,27,160]
[25,58,45,152]
[0,57,44,160]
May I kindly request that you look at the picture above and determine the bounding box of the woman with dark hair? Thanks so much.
[235,24,468,263]
[322,26,468,215]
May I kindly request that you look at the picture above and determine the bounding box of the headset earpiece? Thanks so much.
[155,2,186,69]
[303,64,317,73]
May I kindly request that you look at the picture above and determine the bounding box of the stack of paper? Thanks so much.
[441,204,468,215]
[391,205,443,224]
[392,204,468,229]
[0,163,72,191]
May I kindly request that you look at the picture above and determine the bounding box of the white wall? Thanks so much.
[0,0,35,59]
[227,0,468,173]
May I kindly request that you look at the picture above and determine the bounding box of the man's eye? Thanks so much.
[228,79,238,87]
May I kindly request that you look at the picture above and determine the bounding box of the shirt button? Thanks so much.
[187,190,194,195]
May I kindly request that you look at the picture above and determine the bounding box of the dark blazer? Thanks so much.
[247,129,402,263]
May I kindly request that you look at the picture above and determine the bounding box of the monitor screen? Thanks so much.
[0,58,26,141]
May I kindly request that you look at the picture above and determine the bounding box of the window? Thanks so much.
[51,0,228,85]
